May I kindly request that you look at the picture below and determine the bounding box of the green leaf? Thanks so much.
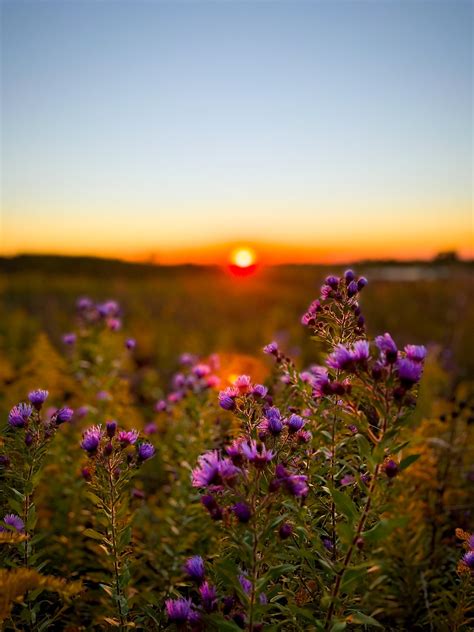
[329,488,358,525]
[350,611,383,627]
[399,453,421,471]
[83,528,104,541]
[362,517,409,544]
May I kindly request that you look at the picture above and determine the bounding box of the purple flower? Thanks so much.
[232,502,252,523]
[225,438,245,465]
[340,474,355,486]
[462,550,474,569]
[144,422,157,435]
[404,344,427,363]
[125,338,136,350]
[96,390,111,401]
[468,534,474,550]
[241,440,274,468]
[8,403,33,428]
[273,464,309,497]
[347,424,358,434]
[322,537,333,551]
[192,451,240,488]
[384,459,399,478]
[375,333,398,364]
[259,407,283,436]
[234,375,252,393]
[312,367,331,397]
[296,429,312,443]
[165,597,193,623]
[325,275,340,289]
[107,317,121,331]
[106,420,117,438]
[75,405,90,419]
[118,429,139,445]
[287,414,304,433]
[279,522,293,539]
[137,442,155,461]
[347,280,358,297]
[344,269,355,283]
[183,555,205,583]
[357,276,368,290]
[320,284,333,300]
[76,296,94,311]
[0,513,25,532]
[218,390,236,411]
[263,341,279,355]
[28,389,49,409]
[55,407,74,424]
[200,581,217,612]
[252,384,268,398]
[396,358,423,388]
[154,399,167,413]
[193,363,211,378]
[81,425,103,453]
[62,333,76,345]
[239,575,252,595]
[352,340,370,363]
[200,494,223,520]
[327,345,354,371]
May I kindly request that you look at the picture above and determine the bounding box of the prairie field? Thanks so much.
[0,256,473,631]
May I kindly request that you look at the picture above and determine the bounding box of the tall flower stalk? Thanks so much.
[80,421,155,629]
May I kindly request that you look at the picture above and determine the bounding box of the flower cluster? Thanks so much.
[154,353,221,414]
[218,374,268,412]
[80,421,155,465]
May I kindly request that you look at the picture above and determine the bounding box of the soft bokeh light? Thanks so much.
[231,248,256,268]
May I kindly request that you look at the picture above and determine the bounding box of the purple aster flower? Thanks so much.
[106,420,117,437]
[0,513,25,532]
[384,459,399,478]
[322,537,334,551]
[218,391,236,411]
[327,345,354,371]
[154,399,167,413]
[200,581,217,612]
[75,405,90,419]
[296,429,312,443]
[225,438,245,465]
[263,341,279,355]
[325,275,340,289]
[252,384,268,398]
[357,276,368,290]
[287,414,304,433]
[259,407,283,436]
[200,494,223,520]
[396,358,423,388]
[125,338,136,350]
[193,363,211,378]
[192,451,240,488]
[344,269,355,283]
[96,390,111,401]
[320,284,333,300]
[165,598,193,624]
[462,550,474,569]
[468,534,474,550]
[80,425,103,453]
[8,403,33,428]
[340,474,355,486]
[28,389,49,409]
[352,340,370,363]
[375,333,398,364]
[312,367,331,397]
[234,375,252,394]
[241,440,274,468]
[279,522,293,539]
[55,407,74,424]
[273,464,309,497]
[62,333,76,345]
[232,502,252,523]
[183,555,205,583]
[347,280,358,297]
[118,429,139,445]
[76,296,94,311]
[107,317,121,331]
[404,344,427,363]
[239,575,252,595]
[137,442,155,461]
[347,424,358,434]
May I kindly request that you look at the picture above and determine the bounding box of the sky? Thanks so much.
[1,0,472,264]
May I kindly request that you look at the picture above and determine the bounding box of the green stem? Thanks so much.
[107,459,127,630]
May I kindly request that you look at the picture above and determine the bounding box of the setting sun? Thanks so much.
[230,247,256,268]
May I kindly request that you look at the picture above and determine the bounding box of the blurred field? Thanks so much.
[1,256,473,387]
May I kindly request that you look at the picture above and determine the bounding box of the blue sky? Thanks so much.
[1,0,472,261]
